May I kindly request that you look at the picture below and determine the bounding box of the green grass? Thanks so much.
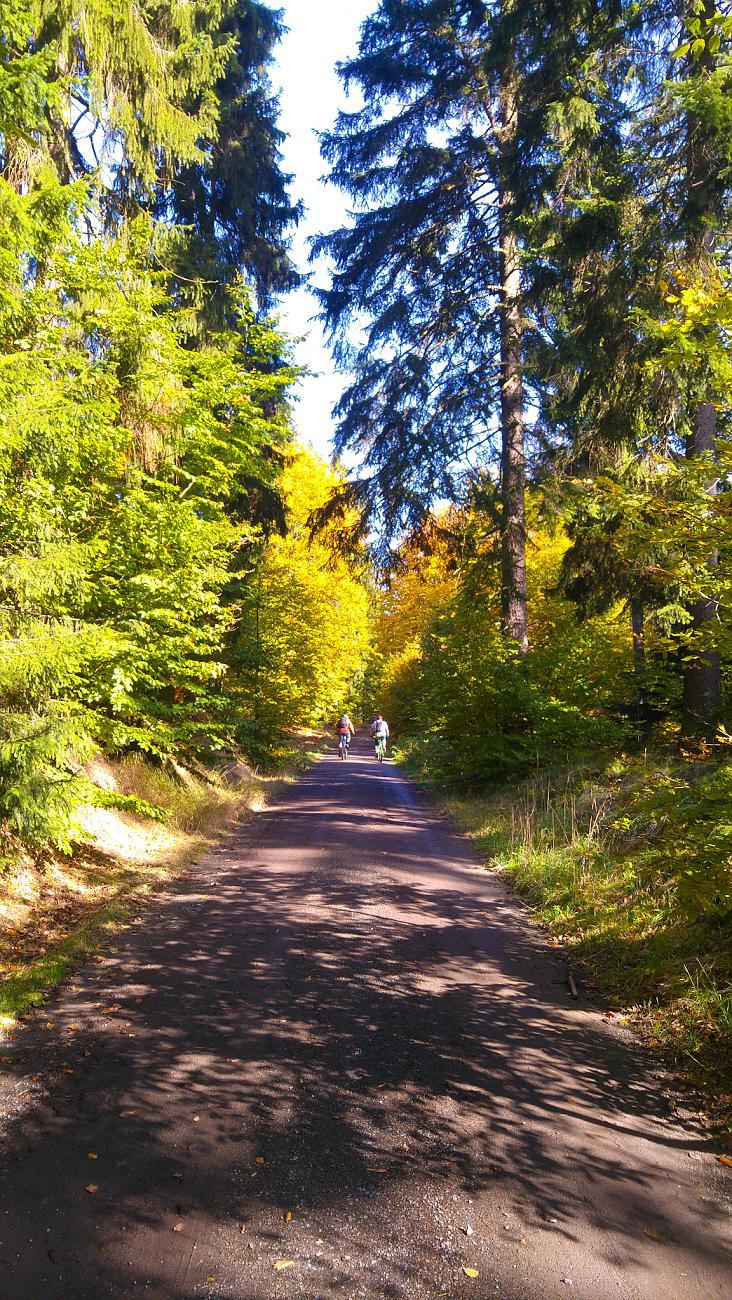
[396,746,732,1122]
[0,901,123,1019]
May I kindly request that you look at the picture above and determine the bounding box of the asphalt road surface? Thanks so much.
[0,737,730,1299]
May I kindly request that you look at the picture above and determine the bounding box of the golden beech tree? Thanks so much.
[233,446,372,738]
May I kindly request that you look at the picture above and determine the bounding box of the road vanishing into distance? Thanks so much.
[0,736,729,1299]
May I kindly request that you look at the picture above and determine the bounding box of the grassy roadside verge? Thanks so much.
[396,745,732,1129]
[0,731,326,1031]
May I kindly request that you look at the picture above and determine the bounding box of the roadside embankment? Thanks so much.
[0,732,326,1032]
[396,745,732,1128]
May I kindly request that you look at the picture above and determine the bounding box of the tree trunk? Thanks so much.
[681,402,721,736]
[630,598,648,736]
[681,0,722,737]
[497,37,528,652]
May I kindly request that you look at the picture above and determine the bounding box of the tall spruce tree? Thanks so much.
[316,0,622,651]
[30,1,230,192]
[24,2,298,312]
[525,6,664,721]
[154,2,301,317]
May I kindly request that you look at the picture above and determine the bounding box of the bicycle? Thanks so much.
[338,732,351,760]
[374,735,386,762]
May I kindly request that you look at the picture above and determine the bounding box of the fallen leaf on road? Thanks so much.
[172,1223,183,1232]
[718,1155,732,1168]
[85,1184,98,1194]
[275,1260,295,1271]
[367,1166,388,1174]
[87,1153,98,1160]
[462,1267,479,1278]
[284,1211,292,1223]
[643,1228,664,1242]
[255,1155,265,1165]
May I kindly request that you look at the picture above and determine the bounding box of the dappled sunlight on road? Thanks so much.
[0,743,729,1299]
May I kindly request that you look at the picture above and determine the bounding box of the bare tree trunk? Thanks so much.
[681,1,722,737]
[254,563,262,724]
[497,37,527,652]
[682,403,721,735]
[630,598,648,736]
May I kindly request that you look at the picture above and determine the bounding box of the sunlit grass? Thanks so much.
[402,752,732,1118]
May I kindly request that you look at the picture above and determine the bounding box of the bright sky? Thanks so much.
[273,0,375,457]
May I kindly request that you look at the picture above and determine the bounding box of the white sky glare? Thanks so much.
[273,1,375,457]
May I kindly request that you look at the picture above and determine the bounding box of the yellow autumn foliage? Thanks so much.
[239,445,372,731]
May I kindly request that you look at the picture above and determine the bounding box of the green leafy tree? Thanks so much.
[0,0,312,850]
[0,186,296,839]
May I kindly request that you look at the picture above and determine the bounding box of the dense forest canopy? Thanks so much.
[319,0,731,750]
[0,0,729,913]
[0,0,728,1136]
[0,0,372,850]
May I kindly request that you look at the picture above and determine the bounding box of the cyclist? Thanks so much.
[370,713,390,761]
[336,712,355,759]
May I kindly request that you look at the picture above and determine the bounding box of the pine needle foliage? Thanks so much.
[35,0,232,192]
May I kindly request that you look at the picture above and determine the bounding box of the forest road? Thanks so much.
[0,736,730,1300]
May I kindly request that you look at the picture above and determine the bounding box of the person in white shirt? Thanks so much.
[370,713,390,760]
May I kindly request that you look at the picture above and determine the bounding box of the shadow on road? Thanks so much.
[0,748,728,1298]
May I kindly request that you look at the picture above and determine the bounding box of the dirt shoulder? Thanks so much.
[0,731,327,1033]
[0,740,729,1300]
[393,750,732,1134]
